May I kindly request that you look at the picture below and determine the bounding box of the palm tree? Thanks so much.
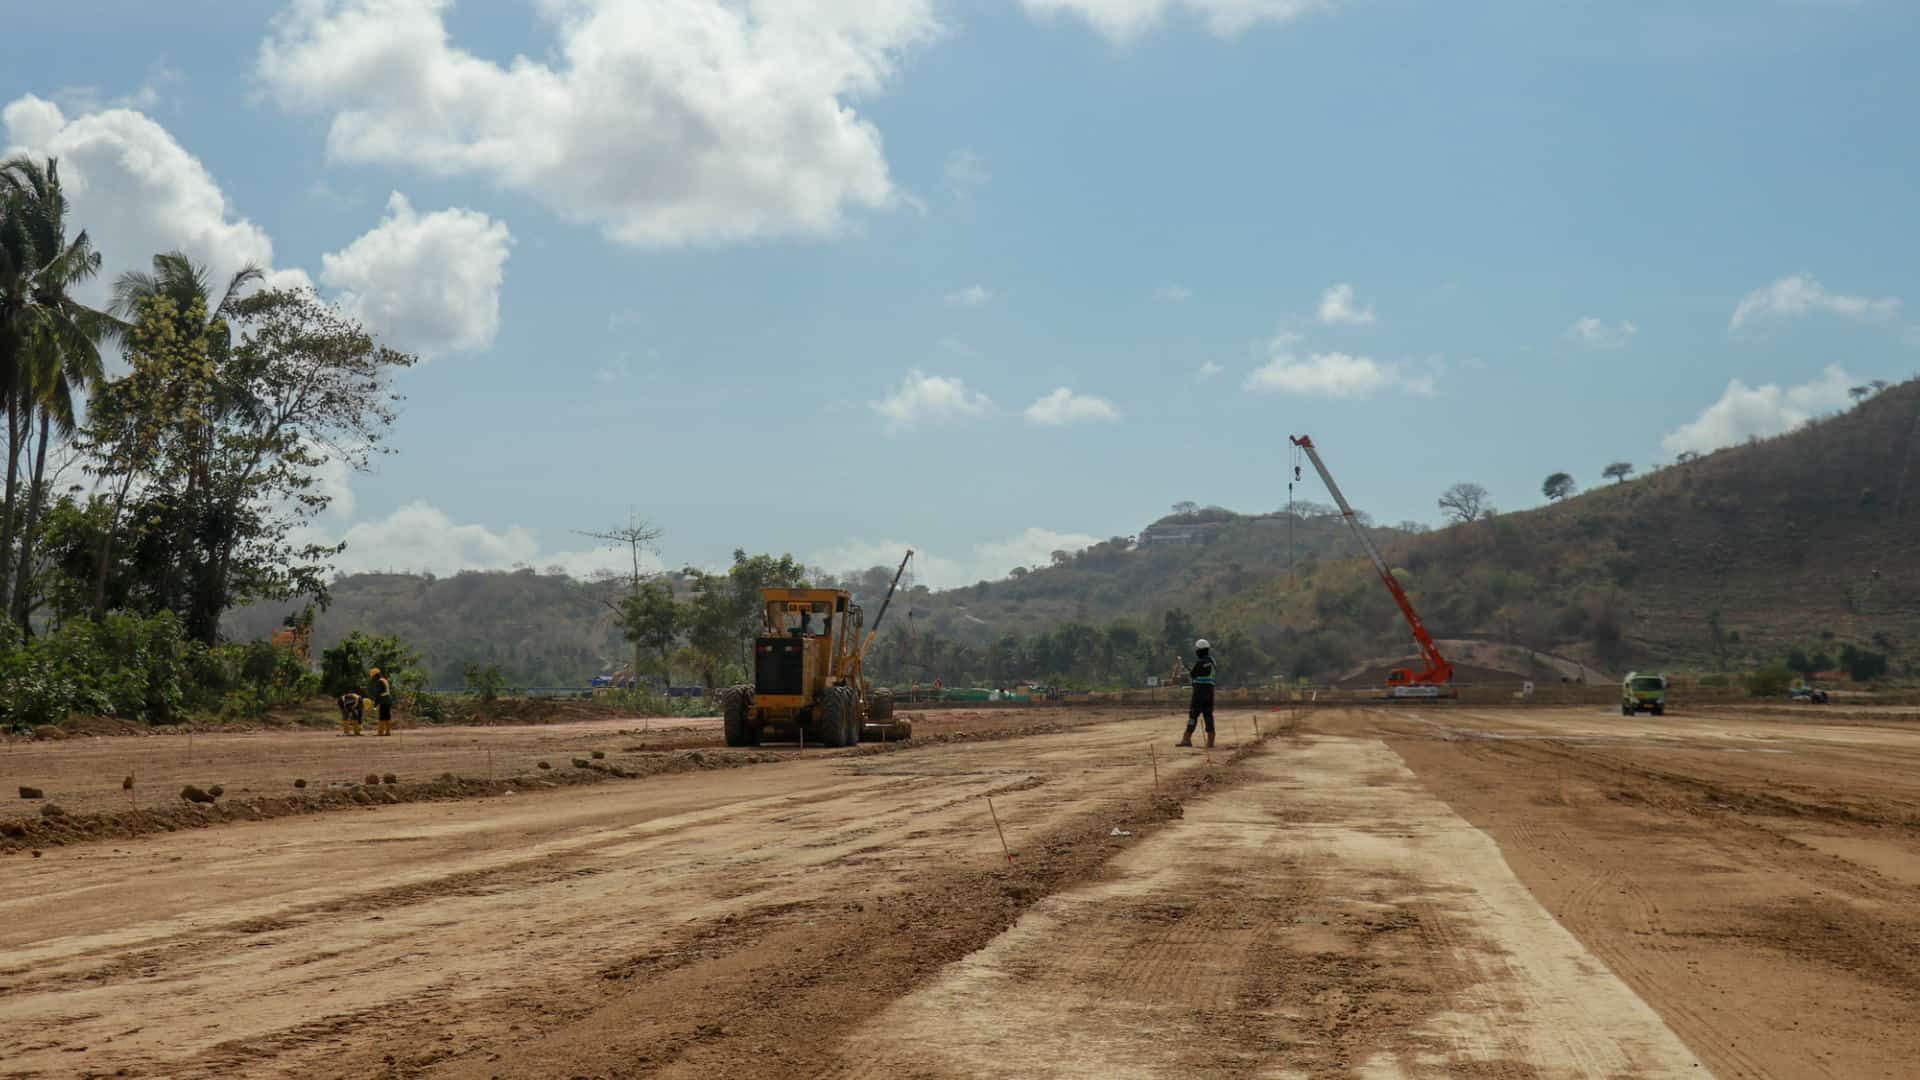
[0,156,115,626]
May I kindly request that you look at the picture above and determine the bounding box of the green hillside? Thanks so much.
[226,378,1920,689]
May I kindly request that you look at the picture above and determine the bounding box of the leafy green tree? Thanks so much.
[1542,472,1576,501]
[464,662,508,702]
[1839,644,1889,683]
[1161,607,1197,652]
[85,283,413,642]
[1602,461,1634,485]
[319,631,422,697]
[619,579,681,682]
[1784,648,1815,678]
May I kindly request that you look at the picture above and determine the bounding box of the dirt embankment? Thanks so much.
[0,708,1151,854]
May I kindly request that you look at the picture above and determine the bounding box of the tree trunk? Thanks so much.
[11,412,51,631]
[91,475,133,620]
[0,395,23,617]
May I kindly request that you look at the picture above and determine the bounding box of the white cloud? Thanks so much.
[1,94,311,310]
[1024,387,1121,426]
[1317,282,1375,326]
[811,526,1099,589]
[1567,316,1638,349]
[1246,351,1391,397]
[1196,361,1224,379]
[1661,365,1857,457]
[1729,274,1901,333]
[944,149,989,195]
[1021,0,1334,42]
[258,0,938,248]
[314,501,662,579]
[869,369,993,433]
[318,192,511,358]
[1156,283,1192,302]
[945,284,992,307]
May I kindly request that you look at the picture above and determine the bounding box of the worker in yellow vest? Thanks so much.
[369,668,395,736]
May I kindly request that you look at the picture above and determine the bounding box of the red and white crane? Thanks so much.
[1289,434,1455,698]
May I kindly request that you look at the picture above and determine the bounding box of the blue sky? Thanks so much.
[6,1,1918,588]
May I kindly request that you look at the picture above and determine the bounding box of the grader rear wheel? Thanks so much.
[817,685,856,748]
[722,685,758,747]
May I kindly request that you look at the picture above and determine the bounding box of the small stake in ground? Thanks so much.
[986,795,1014,864]
[1150,743,1160,792]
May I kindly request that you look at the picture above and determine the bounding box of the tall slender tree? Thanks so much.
[0,156,115,627]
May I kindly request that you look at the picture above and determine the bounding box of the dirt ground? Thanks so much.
[1,702,1915,1078]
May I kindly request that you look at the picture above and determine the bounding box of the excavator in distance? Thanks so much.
[718,549,916,746]
[1290,435,1456,699]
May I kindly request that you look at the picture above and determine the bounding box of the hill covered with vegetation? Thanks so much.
[227,377,1920,692]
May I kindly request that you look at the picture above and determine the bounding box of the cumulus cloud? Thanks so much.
[318,192,511,357]
[1729,274,1901,333]
[1661,365,1857,457]
[1024,387,1120,426]
[1021,0,1334,42]
[811,527,1099,589]
[257,0,937,248]
[1156,283,1192,302]
[1243,328,1432,399]
[869,369,993,433]
[1246,351,1390,397]
[312,501,661,579]
[1,94,310,309]
[1196,361,1223,379]
[944,284,992,307]
[1316,282,1375,326]
[1566,316,1638,349]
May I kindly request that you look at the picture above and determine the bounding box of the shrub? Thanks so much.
[1745,665,1795,698]
[464,662,509,702]
[1839,644,1889,683]
[0,611,193,729]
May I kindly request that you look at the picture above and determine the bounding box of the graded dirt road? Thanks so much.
[2,703,1916,1078]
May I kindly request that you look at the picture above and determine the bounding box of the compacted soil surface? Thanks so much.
[1,702,1913,1078]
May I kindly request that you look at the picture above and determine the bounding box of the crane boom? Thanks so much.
[1289,435,1452,687]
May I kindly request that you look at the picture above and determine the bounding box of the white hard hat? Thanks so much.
[1195,639,1210,651]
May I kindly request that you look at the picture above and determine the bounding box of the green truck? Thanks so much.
[1621,672,1669,716]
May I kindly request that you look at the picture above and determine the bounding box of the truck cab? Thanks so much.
[1621,672,1668,716]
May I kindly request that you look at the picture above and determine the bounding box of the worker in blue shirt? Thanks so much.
[1177,639,1217,748]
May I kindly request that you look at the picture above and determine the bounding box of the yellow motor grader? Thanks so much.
[718,551,913,748]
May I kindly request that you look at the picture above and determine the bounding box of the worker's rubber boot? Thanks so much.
[1205,731,1216,749]
[1176,732,1193,747]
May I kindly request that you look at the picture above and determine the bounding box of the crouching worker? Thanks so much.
[1177,639,1217,749]
[338,692,365,736]
[369,668,395,736]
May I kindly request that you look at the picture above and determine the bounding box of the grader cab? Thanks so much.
[718,552,912,748]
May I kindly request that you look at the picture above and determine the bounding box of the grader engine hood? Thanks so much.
[754,636,809,696]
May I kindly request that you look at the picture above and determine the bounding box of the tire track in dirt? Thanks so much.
[834,733,1703,1079]
[0,709,1237,1078]
[1382,706,1920,1079]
